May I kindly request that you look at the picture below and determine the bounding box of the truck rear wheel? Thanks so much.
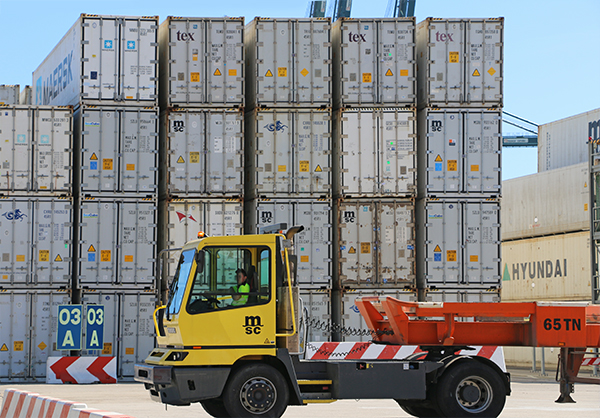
[396,400,439,417]
[201,398,230,417]
[435,360,506,417]
[222,364,289,418]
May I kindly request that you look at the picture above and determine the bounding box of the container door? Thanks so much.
[120,18,158,102]
[252,200,294,234]
[340,20,376,105]
[33,107,72,193]
[0,292,30,379]
[295,201,331,287]
[81,291,119,357]
[463,202,501,286]
[426,20,464,105]
[119,293,155,378]
[294,111,330,195]
[463,111,501,194]
[256,20,293,105]
[206,19,244,106]
[338,202,376,287]
[206,111,243,194]
[379,109,416,195]
[167,201,204,277]
[80,108,119,194]
[425,201,461,286]
[340,110,377,196]
[78,200,118,287]
[461,290,500,303]
[167,110,205,195]
[294,20,331,106]
[82,17,119,101]
[119,202,156,287]
[377,20,415,104]
[341,290,375,342]
[425,110,462,194]
[464,20,503,105]
[0,107,32,192]
[32,199,72,287]
[169,19,207,105]
[205,200,243,237]
[0,199,32,286]
[378,202,415,286]
[299,290,331,342]
[254,111,293,194]
[424,289,461,303]
[120,108,158,194]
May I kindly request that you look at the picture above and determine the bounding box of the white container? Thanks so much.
[299,289,331,343]
[160,109,243,198]
[0,291,30,380]
[416,199,501,289]
[332,18,416,107]
[77,199,157,288]
[0,85,20,105]
[0,197,73,288]
[245,109,331,198]
[19,86,32,105]
[33,14,158,107]
[245,18,331,108]
[334,199,415,288]
[417,108,502,197]
[502,163,589,240]
[159,17,244,108]
[423,288,500,303]
[501,232,591,302]
[245,198,332,288]
[341,289,417,342]
[416,18,503,108]
[75,106,158,197]
[538,108,600,172]
[333,107,416,197]
[0,105,73,194]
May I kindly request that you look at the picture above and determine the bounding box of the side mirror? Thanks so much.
[195,250,205,273]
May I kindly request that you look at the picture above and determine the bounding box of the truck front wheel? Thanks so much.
[222,364,289,418]
[201,398,230,417]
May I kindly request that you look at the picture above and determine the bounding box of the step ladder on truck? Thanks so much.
[134,225,600,418]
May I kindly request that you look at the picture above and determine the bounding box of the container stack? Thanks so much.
[243,18,334,342]
[30,14,160,380]
[415,18,504,303]
[330,18,418,341]
[0,84,20,105]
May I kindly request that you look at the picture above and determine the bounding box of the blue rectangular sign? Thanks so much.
[85,305,105,350]
[57,305,83,350]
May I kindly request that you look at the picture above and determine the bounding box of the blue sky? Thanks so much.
[1,0,598,180]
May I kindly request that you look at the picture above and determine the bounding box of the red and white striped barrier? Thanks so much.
[582,357,600,366]
[47,356,117,384]
[0,389,35,418]
[68,408,135,418]
[0,390,87,418]
[306,342,506,371]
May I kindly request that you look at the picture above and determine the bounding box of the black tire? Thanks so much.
[201,398,230,418]
[396,400,439,417]
[435,360,506,417]
[222,364,289,418]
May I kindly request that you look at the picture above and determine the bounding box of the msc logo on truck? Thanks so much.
[244,316,263,335]
[2,209,27,222]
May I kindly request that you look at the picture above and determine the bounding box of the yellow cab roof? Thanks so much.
[180,233,283,251]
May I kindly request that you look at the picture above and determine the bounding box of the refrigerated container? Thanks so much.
[33,14,158,107]
[75,106,158,197]
[416,199,501,289]
[245,18,331,108]
[333,107,416,197]
[332,18,416,107]
[299,289,331,343]
[416,18,504,108]
[19,86,32,105]
[334,199,415,288]
[245,198,332,288]
[0,291,30,380]
[159,17,244,108]
[0,85,19,105]
[422,288,500,303]
[245,109,331,198]
[160,108,243,198]
[417,108,501,198]
[77,198,157,288]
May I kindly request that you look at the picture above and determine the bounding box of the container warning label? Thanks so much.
[348,246,356,254]
[14,341,23,351]
[190,152,200,163]
[400,69,409,76]
[435,155,442,162]
[125,347,135,355]
[471,165,479,172]
[447,160,457,171]
[124,255,134,262]
[301,68,309,77]
[447,250,457,262]
[301,256,309,263]
[362,73,372,83]
[488,67,496,76]
[229,69,237,76]
[449,51,459,63]
[103,159,113,171]
[38,342,47,350]
[299,160,309,172]
[470,255,479,262]
[277,67,287,77]
[385,69,393,76]
[191,72,200,82]
[88,245,96,252]
[54,254,62,262]
[126,164,135,171]
[277,165,287,172]
[0,344,7,352]
[103,343,112,355]
[101,250,111,262]
[265,69,273,77]
[434,245,442,262]
[177,156,185,163]
[16,255,25,262]
[361,243,371,254]
[90,153,98,160]
[472,69,481,77]
[214,68,222,76]
[39,250,49,262]
[315,165,322,172]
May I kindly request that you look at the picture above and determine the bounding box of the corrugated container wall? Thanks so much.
[502,163,588,241]
[333,107,416,198]
[75,106,158,198]
[33,14,158,107]
[417,108,502,198]
[0,197,73,288]
[0,106,73,195]
[245,109,331,198]
[538,108,600,172]
[0,85,20,105]
[501,232,591,302]
[332,18,416,108]
[416,199,501,289]
[76,199,157,289]
[159,109,243,198]
[416,18,504,108]
[245,18,332,109]
[159,17,244,108]
[334,199,415,289]
[245,198,332,288]
[299,289,331,343]
[19,86,32,105]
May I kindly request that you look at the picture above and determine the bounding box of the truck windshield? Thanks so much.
[166,249,195,315]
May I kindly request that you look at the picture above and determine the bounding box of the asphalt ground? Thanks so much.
[1,368,599,418]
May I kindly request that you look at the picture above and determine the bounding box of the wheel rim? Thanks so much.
[239,376,277,414]
[455,375,493,413]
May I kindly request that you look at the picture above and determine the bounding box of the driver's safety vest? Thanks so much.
[231,283,249,306]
